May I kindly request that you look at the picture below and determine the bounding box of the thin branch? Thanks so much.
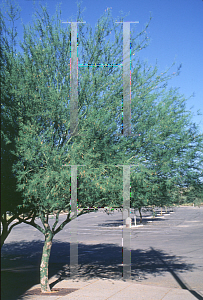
[17,215,46,234]
[24,168,34,174]
[31,211,37,223]
[23,211,34,221]
[52,211,60,232]
[2,212,7,224]
[42,152,48,164]
[46,213,48,224]
[40,211,51,231]
[7,218,24,235]
[7,214,18,225]
[53,208,97,235]
[39,166,47,170]
[53,212,70,235]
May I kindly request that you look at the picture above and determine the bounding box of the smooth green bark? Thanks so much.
[40,228,53,293]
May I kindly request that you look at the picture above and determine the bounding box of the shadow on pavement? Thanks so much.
[97,216,166,227]
[150,247,203,300]
[1,239,197,300]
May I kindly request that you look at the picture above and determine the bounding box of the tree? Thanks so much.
[0,0,36,247]
[5,0,203,293]
[10,1,152,292]
[129,79,203,218]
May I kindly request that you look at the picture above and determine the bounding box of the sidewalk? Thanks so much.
[20,277,203,300]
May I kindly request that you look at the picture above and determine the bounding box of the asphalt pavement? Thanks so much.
[1,206,203,300]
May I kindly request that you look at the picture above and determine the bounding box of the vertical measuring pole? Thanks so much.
[123,165,131,279]
[63,20,138,137]
[70,165,78,277]
[116,21,138,136]
[62,20,86,278]
[117,164,138,279]
[62,19,138,280]
[62,164,86,278]
[123,22,131,136]
[116,19,139,279]
[70,23,78,136]
[62,21,86,136]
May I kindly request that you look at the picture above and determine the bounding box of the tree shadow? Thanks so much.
[97,215,167,227]
[52,244,195,282]
[95,207,176,228]
[1,240,44,300]
[1,239,199,300]
[97,218,124,227]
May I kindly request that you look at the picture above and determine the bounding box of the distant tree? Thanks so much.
[130,83,203,219]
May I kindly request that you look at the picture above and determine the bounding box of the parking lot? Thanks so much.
[1,206,203,300]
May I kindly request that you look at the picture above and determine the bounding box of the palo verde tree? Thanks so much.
[10,1,153,292]
[8,0,203,293]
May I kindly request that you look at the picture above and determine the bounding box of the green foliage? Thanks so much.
[7,1,202,219]
[2,0,203,292]
[1,1,24,215]
[10,2,154,217]
[130,83,203,210]
[0,0,36,247]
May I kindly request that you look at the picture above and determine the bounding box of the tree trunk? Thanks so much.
[40,231,53,293]
[1,213,11,248]
[1,226,9,248]
[153,207,155,218]
[1,213,21,247]
[138,207,142,223]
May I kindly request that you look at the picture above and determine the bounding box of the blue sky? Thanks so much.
[1,0,203,135]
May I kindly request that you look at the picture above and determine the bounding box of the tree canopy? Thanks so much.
[1,0,203,292]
